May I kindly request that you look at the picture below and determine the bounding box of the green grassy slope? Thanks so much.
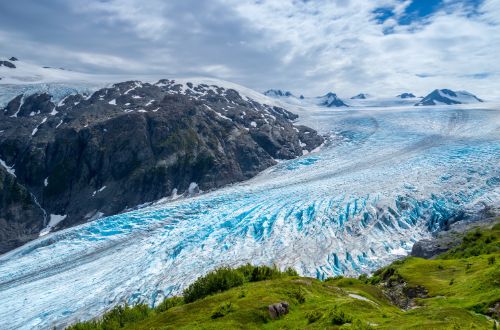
[69,222,500,330]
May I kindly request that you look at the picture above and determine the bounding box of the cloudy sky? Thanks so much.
[1,0,499,97]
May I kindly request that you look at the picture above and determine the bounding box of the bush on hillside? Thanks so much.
[351,319,374,329]
[211,301,234,319]
[68,304,152,330]
[183,267,245,303]
[286,287,306,304]
[183,264,297,303]
[329,306,353,325]
[305,310,322,324]
[155,296,183,313]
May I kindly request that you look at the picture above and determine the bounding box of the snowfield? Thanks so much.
[0,103,499,329]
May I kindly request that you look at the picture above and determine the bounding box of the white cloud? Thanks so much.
[199,64,234,79]
[2,0,499,99]
[75,0,170,40]
[219,0,500,98]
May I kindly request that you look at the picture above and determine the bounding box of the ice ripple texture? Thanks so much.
[0,106,499,329]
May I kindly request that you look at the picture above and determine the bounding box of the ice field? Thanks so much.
[0,104,499,329]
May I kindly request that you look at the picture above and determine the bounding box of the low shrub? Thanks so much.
[68,304,152,330]
[155,296,183,313]
[183,264,297,303]
[329,306,353,325]
[286,287,306,304]
[237,264,297,282]
[211,301,233,319]
[358,273,369,283]
[368,275,381,285]
[183,267,245,303]
[488,256,496,265]
[352,319,374,329]
[305,310,322,324]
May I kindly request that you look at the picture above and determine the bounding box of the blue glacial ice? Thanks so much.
[0,83,103,107]
[0,105,499,329]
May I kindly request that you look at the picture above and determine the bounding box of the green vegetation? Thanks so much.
[69,223,500,329]
[183,264,298,303]
[438,223,500,259]
[211,301,234,319]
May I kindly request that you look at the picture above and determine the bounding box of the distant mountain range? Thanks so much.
[263,89,348,107]
[263,88,484,107]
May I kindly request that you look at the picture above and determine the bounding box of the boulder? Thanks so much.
[268,301,289,319]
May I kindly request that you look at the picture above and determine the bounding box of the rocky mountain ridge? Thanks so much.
[0,79,323,253]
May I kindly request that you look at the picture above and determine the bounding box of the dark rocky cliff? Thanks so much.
[0,80,323,253]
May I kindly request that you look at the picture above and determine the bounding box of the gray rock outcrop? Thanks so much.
[268,301,289,319]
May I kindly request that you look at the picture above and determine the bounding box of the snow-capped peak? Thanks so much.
[350,93,370,100]
[416,89,483,106]
[263,89,294,98]
[396,92,416,99]
[318,92,348,107]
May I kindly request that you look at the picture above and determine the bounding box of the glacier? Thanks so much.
[0,104,499,329]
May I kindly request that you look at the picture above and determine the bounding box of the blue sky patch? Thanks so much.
[373,0,484,26]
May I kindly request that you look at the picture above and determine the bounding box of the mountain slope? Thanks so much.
[0,79,323,253]
[0,166,46,251]
[416,89,483,106]
[69,221,500,329]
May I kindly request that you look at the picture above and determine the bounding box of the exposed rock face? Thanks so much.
[377,268,428,310]
[410,238,458,259]
[0,166,45,252]
[0,79,324,253]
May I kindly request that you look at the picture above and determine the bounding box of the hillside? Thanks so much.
[69,220,500,329]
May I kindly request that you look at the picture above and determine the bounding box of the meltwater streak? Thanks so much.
[0,106,499,329]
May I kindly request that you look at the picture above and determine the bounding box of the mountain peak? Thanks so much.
[396,92,416,99]
[350,93,369,99]
[416,89,483,106]
[319,92,348,107]
[263,89,293,98]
